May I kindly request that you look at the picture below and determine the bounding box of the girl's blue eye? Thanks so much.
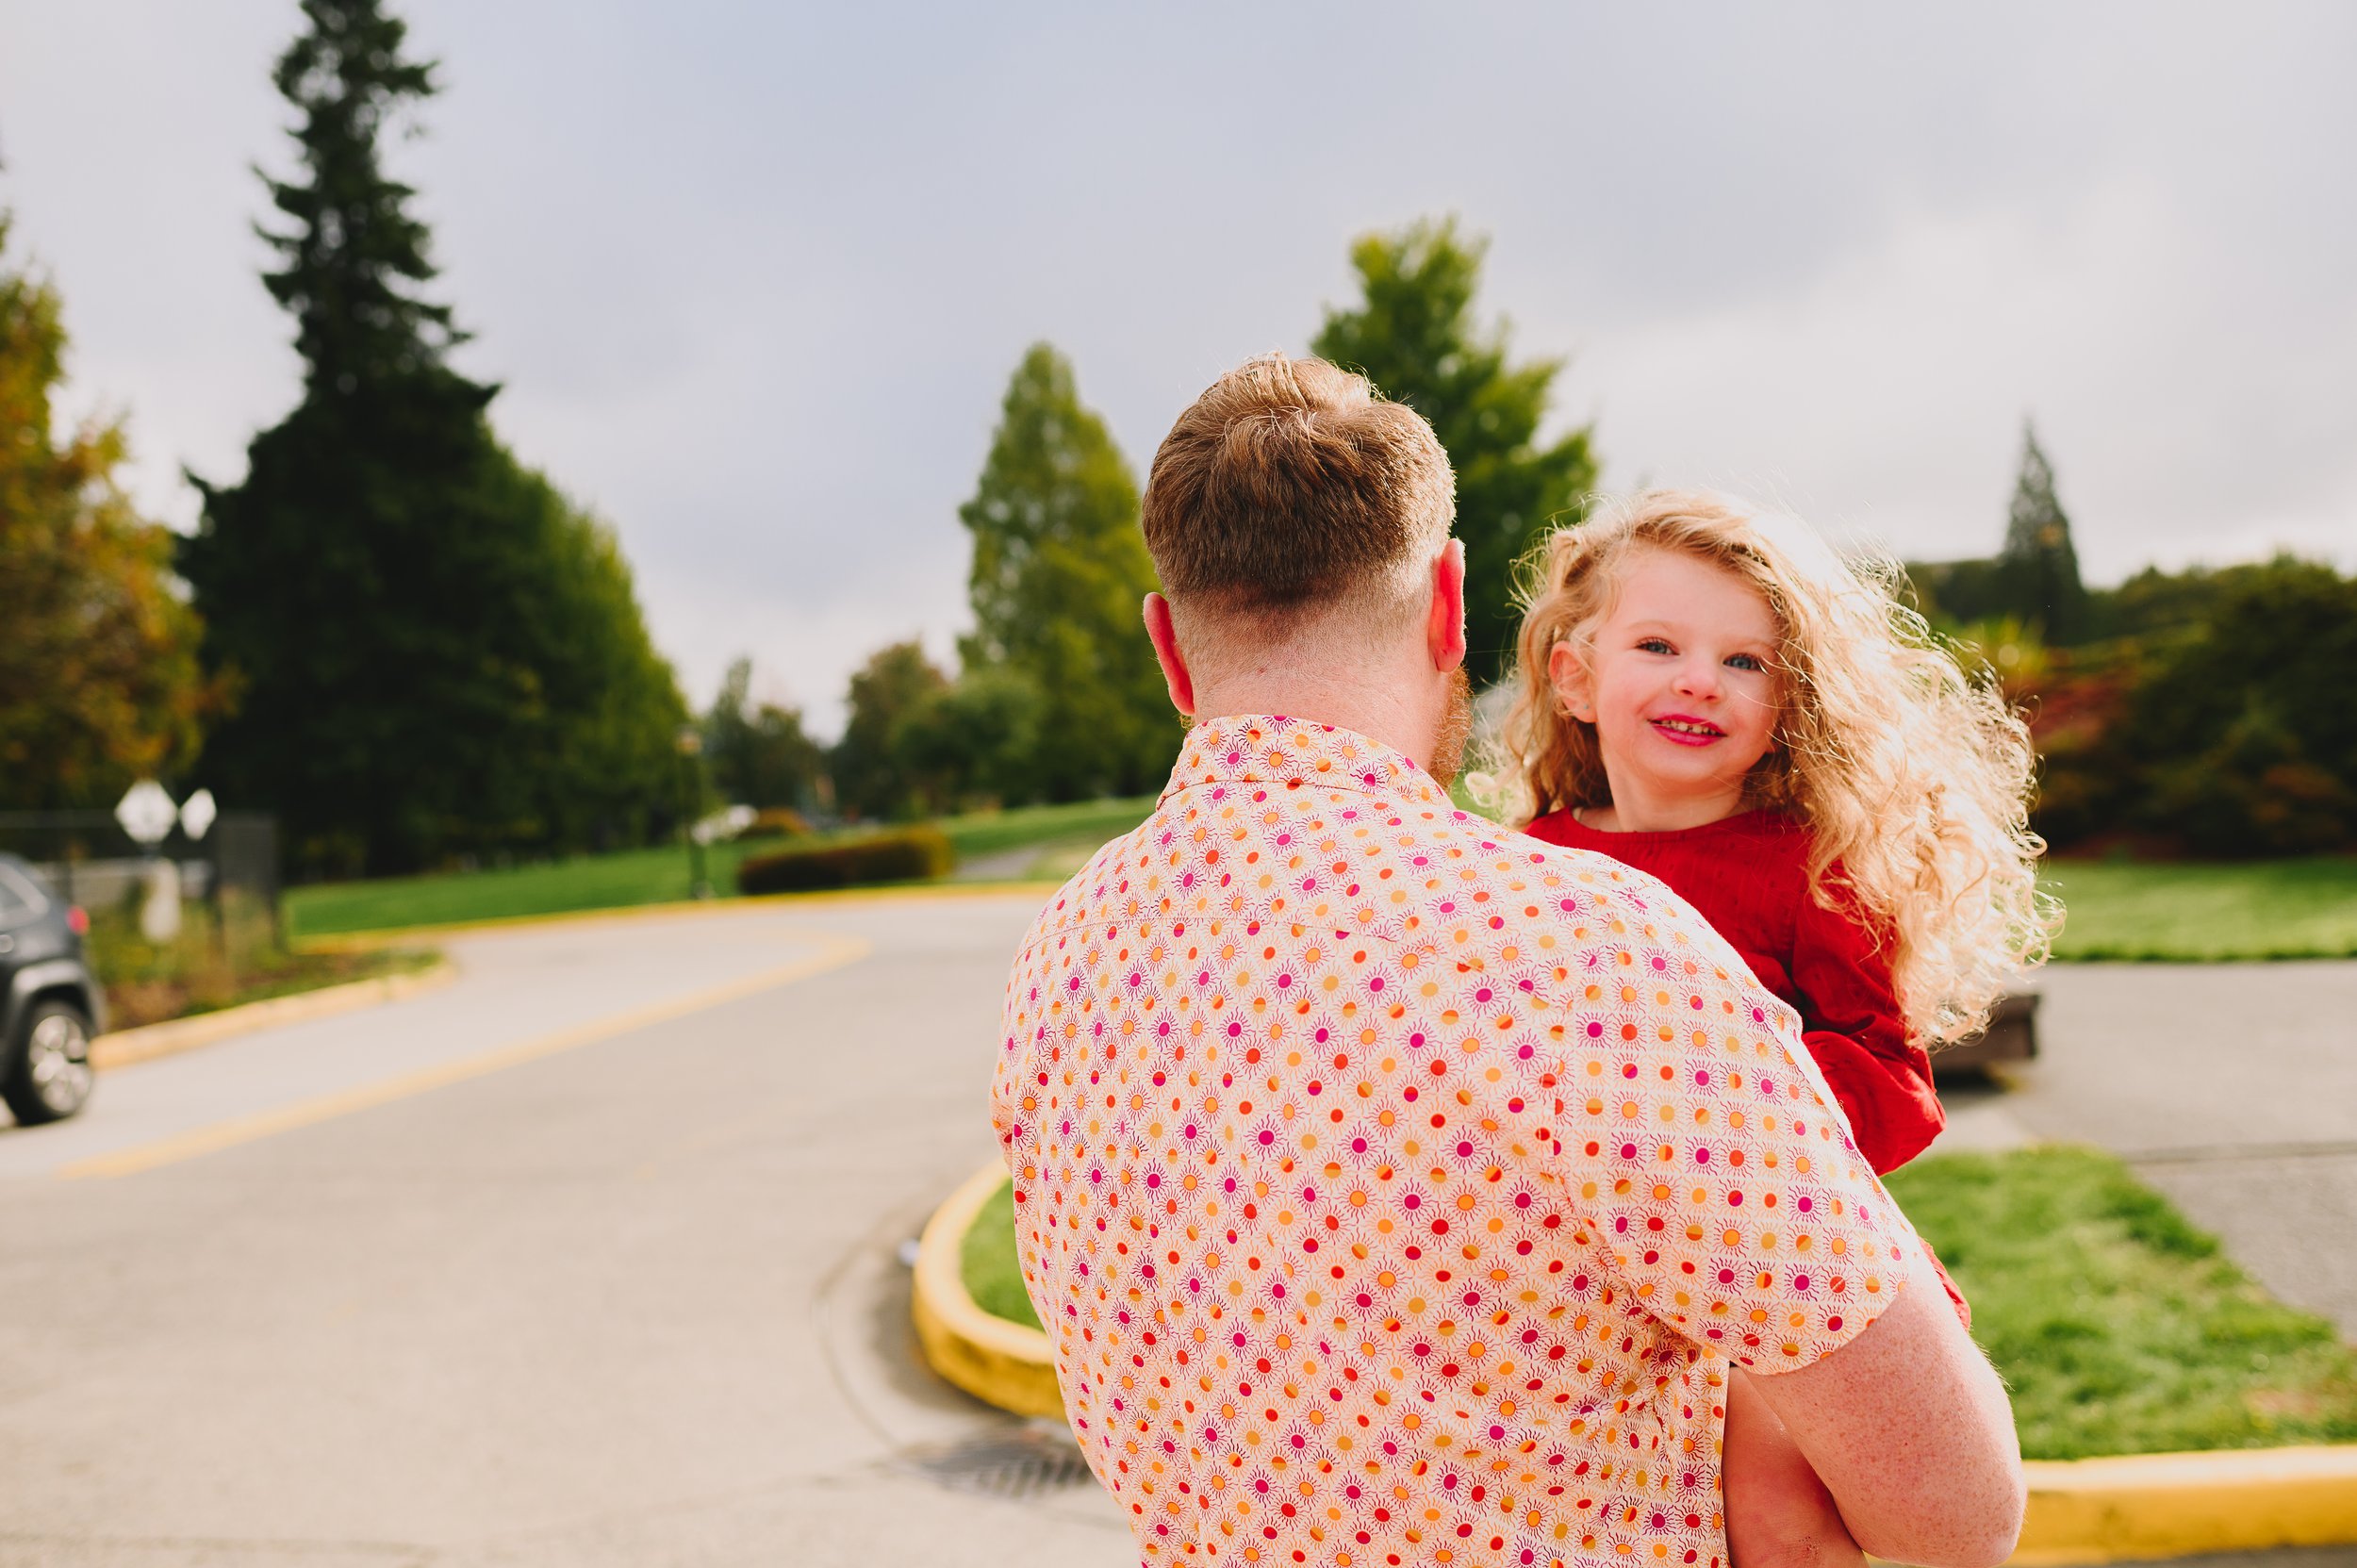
[1726,652,1766,672]
[1637,637,1674,654]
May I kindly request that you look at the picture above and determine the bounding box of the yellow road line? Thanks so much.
[60,933,873,1181]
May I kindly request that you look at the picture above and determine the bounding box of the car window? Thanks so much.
[0,864,48,927]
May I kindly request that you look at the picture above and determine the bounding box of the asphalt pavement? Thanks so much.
[0,894,1131,1568]
[1930,959,2357,1339]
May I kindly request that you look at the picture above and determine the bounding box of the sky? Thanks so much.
[4,1,2352,735]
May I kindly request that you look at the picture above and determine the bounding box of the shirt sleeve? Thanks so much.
[1786,883,1945,1176]
[1550,916,1926,1375]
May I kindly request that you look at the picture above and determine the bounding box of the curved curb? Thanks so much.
[914,1169,2357,1564]
[90,960,454,1072]
[910,1161,1063,1421]
[2008,1443,2357,1563]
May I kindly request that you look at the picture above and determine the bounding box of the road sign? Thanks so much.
[179,788,219,841]
[115,781,178,847]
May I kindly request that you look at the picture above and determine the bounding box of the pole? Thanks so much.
[677,727,711,900]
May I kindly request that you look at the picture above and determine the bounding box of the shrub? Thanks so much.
[735,826,954,894]
[735,806,811,840]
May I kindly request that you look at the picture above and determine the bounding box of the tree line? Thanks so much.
[9,0,2345,873]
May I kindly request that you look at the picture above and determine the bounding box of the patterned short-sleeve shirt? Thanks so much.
[991,717,1920,1568]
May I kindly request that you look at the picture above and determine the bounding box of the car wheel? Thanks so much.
[3,999,94,1125]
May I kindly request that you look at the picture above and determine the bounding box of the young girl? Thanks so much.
[1497,488,2053,1563]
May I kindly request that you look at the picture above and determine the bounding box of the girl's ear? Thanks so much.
[1547,641,1597,723]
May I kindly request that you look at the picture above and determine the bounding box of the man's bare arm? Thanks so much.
[1744,1255,2024,1568]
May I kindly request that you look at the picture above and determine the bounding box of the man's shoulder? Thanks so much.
[1409,816,1739,949]
[1013,811,1166,960]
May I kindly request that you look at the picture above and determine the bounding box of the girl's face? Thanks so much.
[1548,548,1783,826]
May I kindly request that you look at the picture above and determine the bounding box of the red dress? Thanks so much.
[1525,808,1971,1324]
[1524,807,1947,1173]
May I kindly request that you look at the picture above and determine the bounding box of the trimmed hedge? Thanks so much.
[736,806,812,840]
[735,826,954,894]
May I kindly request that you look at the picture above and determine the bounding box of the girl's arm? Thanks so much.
[1787,888,1944,1176]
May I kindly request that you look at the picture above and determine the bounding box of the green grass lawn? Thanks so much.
[89,898,437,1028]
[936,795,1157,866]
[962,1176,1042,1331]
[2044,855,2357,962]
[1887,1146,2357,1459]
[286,797,1162,939]
[286,839,779,939]
[962,1147,2357,1460]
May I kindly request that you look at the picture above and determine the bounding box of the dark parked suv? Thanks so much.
[0,852,101,1124]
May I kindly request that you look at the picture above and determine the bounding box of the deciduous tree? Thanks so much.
[0,216,210,809]
[958,343,1175,799]
[701,657,825,811]
[831,641,949,820]
[1313,218,1597,684]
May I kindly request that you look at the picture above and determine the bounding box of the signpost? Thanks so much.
[115,781,181,942]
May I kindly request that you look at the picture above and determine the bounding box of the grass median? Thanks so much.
[961,1147,2357,1460]
[285,797,1161,939]
[2042,855,2357,962]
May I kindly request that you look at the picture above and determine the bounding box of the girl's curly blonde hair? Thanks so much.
[1495,488,2056,1046]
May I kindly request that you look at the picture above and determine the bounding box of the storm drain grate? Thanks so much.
[910,1424,1096,1500]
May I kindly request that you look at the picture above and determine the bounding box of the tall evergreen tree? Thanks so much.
[0,216,210,808]
[1998,421,2088,642]
[957,343,1175,801]
[181,0,684,874]
[1313,218,1598,685]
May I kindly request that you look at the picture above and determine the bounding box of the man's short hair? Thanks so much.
[1141,354,1455,661]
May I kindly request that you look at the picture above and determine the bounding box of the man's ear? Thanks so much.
[1426,540,1467,672]
[1143,592,1196,717]
[1547,640,1596,722]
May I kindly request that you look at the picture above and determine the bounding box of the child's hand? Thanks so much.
[1724,1371,1867,1568]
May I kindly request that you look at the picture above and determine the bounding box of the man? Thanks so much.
[989,355,2022,1568]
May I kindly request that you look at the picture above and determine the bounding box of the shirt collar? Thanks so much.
[1161,714,1445,807]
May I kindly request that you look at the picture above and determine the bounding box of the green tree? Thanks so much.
[1312,218,1598,684]
[701,657,826,810]
[958,343,1175,800]
[0,216,211,808]
[2120,557,2357,855]
[832,640,949,820]
[180,0,684,874]
[1997,421,2088,643]
[892,665,1046,813]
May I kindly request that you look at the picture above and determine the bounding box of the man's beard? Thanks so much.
[1428,666,1475,789]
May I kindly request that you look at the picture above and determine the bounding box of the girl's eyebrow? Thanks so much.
[1623,617,1774,651]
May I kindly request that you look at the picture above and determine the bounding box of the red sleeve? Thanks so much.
[1786,885,1945,1176]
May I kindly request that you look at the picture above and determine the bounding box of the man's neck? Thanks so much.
[1190,665,1440,774]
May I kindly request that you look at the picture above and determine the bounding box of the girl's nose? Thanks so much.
[1673,659,1722,699]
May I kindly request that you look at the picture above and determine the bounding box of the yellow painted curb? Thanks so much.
[2005,1444,2357,1564]
[919,1166,2357,1563]
[91,960,455,1071]
[911,1161,1063,1421]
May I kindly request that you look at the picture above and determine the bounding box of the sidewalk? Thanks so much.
[1930,960,2357,1339]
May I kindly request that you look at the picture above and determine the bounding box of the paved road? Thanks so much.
[1931,960,2357,1339]
[5,899,2349,1567]
[0,894,1131,1568]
